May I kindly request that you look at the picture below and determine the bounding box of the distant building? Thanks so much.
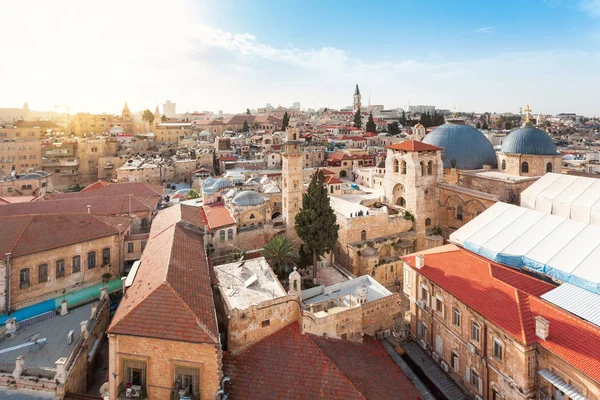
[162,100,177,118]
[409,105,436,115]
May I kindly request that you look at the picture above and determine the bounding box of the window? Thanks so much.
[471,321,480,343]
[521,161,529,174]
[56,259,65,278]
[493,339,503,360]
[174,367,199,398]
[427,160,433,175]
[20,268,30,289]
[72,256,81,273]
[492,389,503,400]
[456,205,463,220]
[38,264,48,283]
[141,240,147,252]
[546,162,552,173]
[435,297,444,316]
[471,369,481,390]
[123,359,146,387]
[219,230,225,242]
[420,161,426,176]
[88,251,96,269]
[102,248,110,265]
[420,286,430,306]
[425,218,431,227]
[451,351,459,371]
[262,319,270,327]
[501,159,506,170]
[128,242,134,253]
[141,218,148,228]
[400,160,407,174]
[452,307,461,327]
[227,229,234,241]
[417,321,427,339]
[249,213,255,219]
[398,197,406,207]
[361,230,367,240]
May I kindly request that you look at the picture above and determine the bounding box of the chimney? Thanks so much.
[415,254,424,269]
[80,320,89,340]
[87,205,91,214]
[60,299,68,316]
[100,286,108,301]
[121,276,127,293]
[67,330,74,345]
[55,357,67,384]
[5,318,17,336]
[13,356,25,378]
[535,316,549,340]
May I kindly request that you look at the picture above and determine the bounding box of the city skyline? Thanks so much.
[2,0,600,115]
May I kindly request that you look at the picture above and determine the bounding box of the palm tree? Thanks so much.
[262,235,299,278]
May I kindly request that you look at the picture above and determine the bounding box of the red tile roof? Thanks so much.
[108,206,218,344]
[0,196,35,204]
[387,140,442,152]
[40,182,163,200]
[325,176,343,185]
[80,180,110,192]
[0,214,119,258]
[402,245,555,344]
[202,203,236,230]
[224,323,422,400]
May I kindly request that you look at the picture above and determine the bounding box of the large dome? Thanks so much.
[231,190,266,207]
[423,118,497,169]
[501,122,557,155]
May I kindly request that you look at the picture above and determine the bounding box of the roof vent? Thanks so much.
[535,316,549,340]
[415,254,424,269]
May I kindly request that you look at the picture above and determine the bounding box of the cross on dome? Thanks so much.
[523,104,532,123]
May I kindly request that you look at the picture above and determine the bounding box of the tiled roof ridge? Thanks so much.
[515,290,532,344]
[6,215,32,255]
[109,280,166,330]
[163,280,219,344]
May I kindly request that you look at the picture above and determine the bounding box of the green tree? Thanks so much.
[185,189,199,199]
[399,111,407,126]
[295,170,339,279]
[142,109,154,127]
[282,111,290,131]
[353,109,362,128]
[161,114,167,122]
[242,120,250,132]
[387,121,401,135]
[365,111,377,133]
[262,235,299,278]
[482,122,489,130]
[476,121,481,129]
[246,108,251,115]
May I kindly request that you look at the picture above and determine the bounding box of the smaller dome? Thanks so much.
[355,284,369,299]
[199,130,210,136]
[500,122,557,155]
[231,190,267,207]
[414,123,424,129]
[361,246,377,257]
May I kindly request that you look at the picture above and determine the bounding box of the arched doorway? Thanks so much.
[271,212,281,219]
[339,170,347,178]
[396,197,406,207]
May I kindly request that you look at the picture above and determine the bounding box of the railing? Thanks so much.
[538,390,551,400]
[18,310,55,329]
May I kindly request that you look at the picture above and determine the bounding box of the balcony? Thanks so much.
[42,158,80,167]
[117,382,147,399]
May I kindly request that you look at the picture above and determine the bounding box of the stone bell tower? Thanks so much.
[353,84,361,113]
[282,121,303,232]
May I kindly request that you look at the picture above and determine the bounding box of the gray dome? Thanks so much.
[501,123,557,155]
[361,246,377,257]
[423,118,497,169]
[231,190,266,207]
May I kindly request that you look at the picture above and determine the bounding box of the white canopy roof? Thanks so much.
[521,173,600,225]
[450,202,600,294]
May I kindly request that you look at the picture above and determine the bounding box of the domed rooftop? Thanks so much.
[231,190,267,207]
[500,122,557,155]
[355,284,369,299]
[199,130,210,136]
[423,118,497,170]
[361,246,378,257]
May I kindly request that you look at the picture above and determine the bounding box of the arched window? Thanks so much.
[293,280,298,291]
[397,197,406,207]
[227,229,233,241]
[427,161,433,175]
[249,214,255,219]
[456,205,463,220]
[393,159,399,173]
[420,161,426,176]
[501,159,506,170]
[38,264,48,283]
[293,180,298,190]
[521,161,529,174]
[141,218,148,228]
[20,268,30,289]
[425,218,432,227]
[330,186,334,194]
[546,162,552,173]
[361,230,367,240]
[401,160,407,174]
[219,230,225,241]
[250,223,255,228]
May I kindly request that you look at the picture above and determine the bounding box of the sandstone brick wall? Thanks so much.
[361,293,402,336]
[303,306,363,342]
[537,348,600,400]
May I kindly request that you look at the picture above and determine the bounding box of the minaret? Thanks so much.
[282,120,303,232]
[154,106,161,122]
[122,102,131,118]
[353,84,361,113]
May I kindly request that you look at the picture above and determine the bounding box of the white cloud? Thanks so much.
[580,0,600,16]
[472,26,494,34]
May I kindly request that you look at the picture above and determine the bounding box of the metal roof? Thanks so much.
[541,283,600,327]
[538,369,587,400]
[422,119,497,170]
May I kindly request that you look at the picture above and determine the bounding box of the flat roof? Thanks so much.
[214,257,287,311]
[0,305,92,369]
[302,275,391,305]
[460,169,538,183]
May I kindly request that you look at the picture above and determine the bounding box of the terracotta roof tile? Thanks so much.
[41,182,163,200]
[202,203,236,230]
[387,140,442,152]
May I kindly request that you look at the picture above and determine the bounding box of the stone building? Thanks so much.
[72,103,134,136]
[281,126,303,231]
[402,245,600,400]
[0,139,42,176]
[0,170,56,197]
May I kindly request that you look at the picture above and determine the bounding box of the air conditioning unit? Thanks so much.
[126,385,142,398]
[375,329,391,340]
[440,361,449,372]
[467,343,476,353]
[432,352,440,363]
[419,339,428,350]
[417,299,427,310]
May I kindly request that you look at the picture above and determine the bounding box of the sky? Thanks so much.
[1,0,599,116]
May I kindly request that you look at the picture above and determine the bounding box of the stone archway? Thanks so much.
[271,211,281,219]
[379,244,392,257]
[339,170,347,178]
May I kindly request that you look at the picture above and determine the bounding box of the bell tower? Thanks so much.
[282,121,303,231]
[353,84,361,113]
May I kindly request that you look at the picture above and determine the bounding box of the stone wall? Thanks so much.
[303,305,363,342]
[438,184,498,239]
[228,295,302,354]
[108,334,222,400]
[361,293,402,336]
[498,153,562,177]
